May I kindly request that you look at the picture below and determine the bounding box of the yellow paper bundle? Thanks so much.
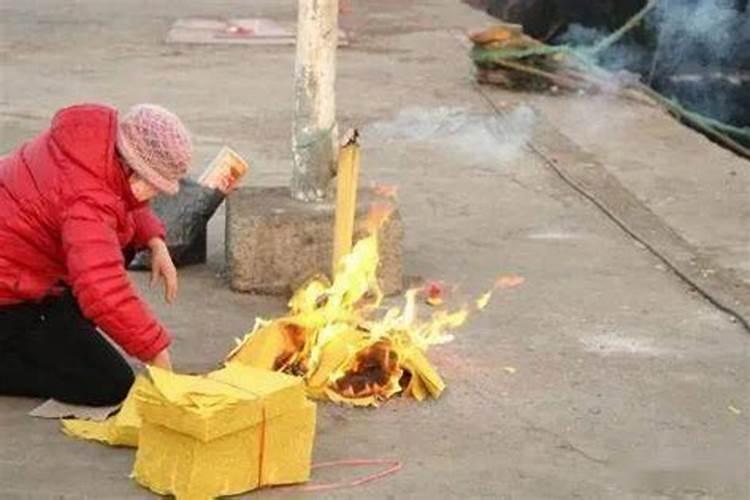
[131,364,316,500]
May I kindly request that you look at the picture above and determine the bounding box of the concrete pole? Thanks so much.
[291,0,339,202]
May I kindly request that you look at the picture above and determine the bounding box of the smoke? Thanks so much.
[651,0,749,124]
[556,0,750,125]
[652,0,749,72]
[365,105,536,164]
[556,24,651,72]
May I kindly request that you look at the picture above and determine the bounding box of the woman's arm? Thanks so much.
[61,197,171,364]
[131,205,166,249]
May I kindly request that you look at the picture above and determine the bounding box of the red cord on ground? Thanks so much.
[295,458,402,492]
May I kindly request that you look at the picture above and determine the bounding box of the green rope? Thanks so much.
[589,0,660,54]
[645,90,750,143]
[469,1,750,147]
[470,45,571,64]
[681,107,750,138]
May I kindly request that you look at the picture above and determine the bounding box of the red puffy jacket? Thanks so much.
[0,104,170,361]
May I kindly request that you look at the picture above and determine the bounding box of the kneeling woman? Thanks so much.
[0,103,191,406]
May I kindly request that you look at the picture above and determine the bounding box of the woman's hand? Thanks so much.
[148,238,178,304]
[148,348,172,371]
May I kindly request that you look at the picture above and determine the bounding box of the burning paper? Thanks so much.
[227,207,522,406]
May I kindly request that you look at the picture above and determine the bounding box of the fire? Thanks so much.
[226,206,521,406]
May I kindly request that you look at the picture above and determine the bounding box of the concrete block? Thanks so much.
[226,186,403,295]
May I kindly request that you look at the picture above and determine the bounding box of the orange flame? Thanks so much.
[495,274,526,289]
[366,202,394,234]
[227,207,524,406]
[373,183,399,199]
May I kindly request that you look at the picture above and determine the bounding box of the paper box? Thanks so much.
[132,364,316,500]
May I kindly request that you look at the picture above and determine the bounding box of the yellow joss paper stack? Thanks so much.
[131,364,316,500]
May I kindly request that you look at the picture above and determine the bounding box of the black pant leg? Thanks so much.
[38,292,136,405]
[0,293,135,406]
[0,303,49,398]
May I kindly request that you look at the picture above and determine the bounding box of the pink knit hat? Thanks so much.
[116,104,192,195]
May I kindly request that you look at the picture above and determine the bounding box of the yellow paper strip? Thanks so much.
[403,348,446,398]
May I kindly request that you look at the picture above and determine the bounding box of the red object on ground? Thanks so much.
[424,280,445,306]
[0,104,170,361]
[223,23,255,37]
[298,459,402,492]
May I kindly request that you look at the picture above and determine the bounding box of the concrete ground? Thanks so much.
[524,93,750,286]
[1,1,748,499]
